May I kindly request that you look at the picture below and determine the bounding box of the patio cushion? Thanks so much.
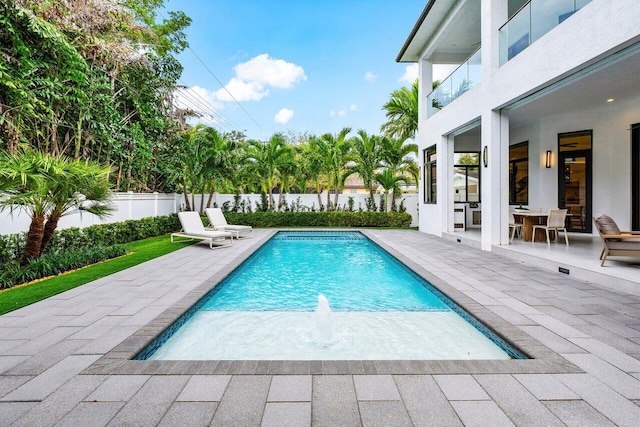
[606,240,640,250]
[594,214,621,241]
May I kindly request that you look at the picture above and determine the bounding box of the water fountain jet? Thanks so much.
[315,294,334,344]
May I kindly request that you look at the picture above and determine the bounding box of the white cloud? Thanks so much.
[364,71,378,82]
[210,54,306,104]
[330,110,336,117]
[338,110,346,117]
[399,64,418,84]
[234,54,307,88]
[215,77,269,102]
[274,108,294,124]
[350,104,357,111]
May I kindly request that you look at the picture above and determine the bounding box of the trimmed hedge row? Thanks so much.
[221,211,412,228]
[0,245,127,289]
[0,214,181,264]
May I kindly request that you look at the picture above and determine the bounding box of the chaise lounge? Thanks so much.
[171,211,234,249]
[205,208,254,239]
[593,214,640,266]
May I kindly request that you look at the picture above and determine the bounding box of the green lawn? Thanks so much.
[0,235,193,315]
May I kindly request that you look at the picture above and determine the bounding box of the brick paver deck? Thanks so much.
[1,229,639,426]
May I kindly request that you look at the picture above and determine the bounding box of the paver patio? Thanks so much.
[1,229,640,426]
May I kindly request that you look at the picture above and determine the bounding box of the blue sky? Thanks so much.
[164,0,431,140]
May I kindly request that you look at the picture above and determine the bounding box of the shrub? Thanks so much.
[221,211,412,228]
[0,214,181,264]
[0,245,127,290]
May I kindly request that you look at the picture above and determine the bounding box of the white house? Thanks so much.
[398,0,640,251]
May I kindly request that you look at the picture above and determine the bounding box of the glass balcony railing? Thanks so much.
[499,0,592,65]
[427,48,481,117]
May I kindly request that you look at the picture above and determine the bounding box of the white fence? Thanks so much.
[0,192,418,235]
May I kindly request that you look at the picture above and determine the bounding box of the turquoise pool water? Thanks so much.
[140,231,521,360]
[203,232,449,312]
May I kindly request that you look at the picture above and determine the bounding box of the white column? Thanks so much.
[444,134,455,233]
[418,58,433,124]
[481,109,510,250]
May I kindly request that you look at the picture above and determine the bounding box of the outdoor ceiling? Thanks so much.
[507,43,640,125]
[398,0,480,64]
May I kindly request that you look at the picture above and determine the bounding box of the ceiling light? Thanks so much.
[607,98,614,102]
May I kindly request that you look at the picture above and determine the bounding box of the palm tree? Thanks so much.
[381,79,419,140]
[375,168,406,212]
[311,128,353,210]
[243,133,291,211]
[381,79,441,140]
[379,136,419,211]
[298,140,326,209]
[0,150,113,263]
[350,130,383,211]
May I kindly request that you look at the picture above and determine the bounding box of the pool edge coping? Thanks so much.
[82,228,583,376]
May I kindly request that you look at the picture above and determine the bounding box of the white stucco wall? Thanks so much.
[414,0,640,247]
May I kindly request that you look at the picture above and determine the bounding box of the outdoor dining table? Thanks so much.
[512,211,550,242]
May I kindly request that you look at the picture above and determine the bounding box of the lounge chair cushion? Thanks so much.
[594,214,621,241]
[606,240,640,250]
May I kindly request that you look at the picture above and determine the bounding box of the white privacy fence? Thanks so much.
[0,192,418,235]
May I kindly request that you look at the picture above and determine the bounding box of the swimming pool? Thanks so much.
[137,231,524,360]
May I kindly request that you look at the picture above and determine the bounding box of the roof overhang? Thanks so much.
[396,0,481,64]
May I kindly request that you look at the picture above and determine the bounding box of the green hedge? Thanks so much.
[0,214,181,265]
[221,211,412,228]
[0,245,127,289]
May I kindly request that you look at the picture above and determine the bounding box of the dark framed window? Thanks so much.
[454,152,480,202]
[423,146,437,204]
[509,141,528,205]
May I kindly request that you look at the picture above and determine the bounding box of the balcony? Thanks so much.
[499,0,592,65]
[427,48,482,117]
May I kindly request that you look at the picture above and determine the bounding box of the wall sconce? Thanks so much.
[482,145,488,168]
[545,150,552,168]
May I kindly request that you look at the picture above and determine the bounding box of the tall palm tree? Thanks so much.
[243,133,291,211]
[312,128,353,210]
[381,79,440,140]
[379,136,419,211]
[350,130,383,211]
[298,140,326,209]
[381,79,419,140]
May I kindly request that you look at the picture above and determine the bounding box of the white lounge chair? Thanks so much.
[205,208,254,239]
[171,211,233,249]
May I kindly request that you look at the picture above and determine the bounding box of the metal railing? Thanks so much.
[499,0,592,65]
[427,48,482,117]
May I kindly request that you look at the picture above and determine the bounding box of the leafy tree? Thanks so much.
[375,169,406,212]
[379,136,418,211]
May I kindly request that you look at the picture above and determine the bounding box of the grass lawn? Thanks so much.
[0,235,193,315]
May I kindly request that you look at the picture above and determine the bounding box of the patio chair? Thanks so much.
[205,208,254,239]
[532,209,569,246]
[509,211,522,243]
[171,211,233,249]
[593,214,640,266]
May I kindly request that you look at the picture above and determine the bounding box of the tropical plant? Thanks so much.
[243,133,291,211]
[350,130,383,211]
[380,79,419,140]
[378,136,418,211]
[0,150,113,264]
[311,128,353,210]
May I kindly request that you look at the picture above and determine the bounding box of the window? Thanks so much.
[509,142,528,205]
[423,146,437,204]
[454,152,480,202]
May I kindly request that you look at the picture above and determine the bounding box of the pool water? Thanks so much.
[142,232,519,360]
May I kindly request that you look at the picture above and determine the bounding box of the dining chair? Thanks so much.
[532,209,569,246]
[509,212,522,243]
